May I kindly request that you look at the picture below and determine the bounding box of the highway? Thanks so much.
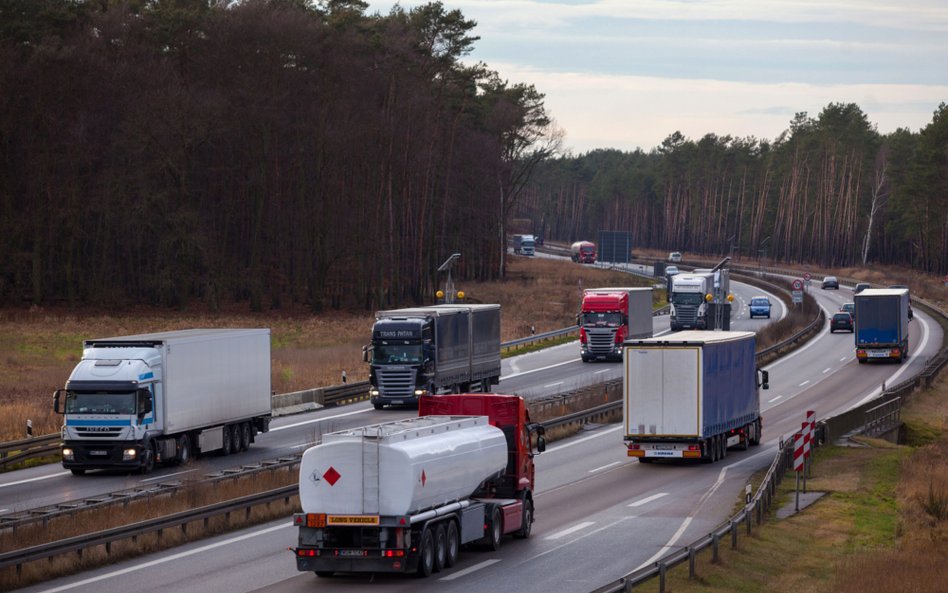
[7,280,942,593]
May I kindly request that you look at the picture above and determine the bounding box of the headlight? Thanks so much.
[370,389,379,396]
[62,447,74,460]
[122,448,137,461]
[414,389,425,396]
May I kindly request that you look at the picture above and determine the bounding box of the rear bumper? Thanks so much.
[296,552,416,574]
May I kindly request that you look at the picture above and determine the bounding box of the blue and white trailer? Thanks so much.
[622,331,767,463]
[53,329,272,475]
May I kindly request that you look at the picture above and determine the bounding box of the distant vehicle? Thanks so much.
[513,234,535,256]
[853,282,871,294]
[830,312,854,333]
[665,265,680,277]
[855,288,910,363]
[570,241,597,264]
[840,302,855,319]
[888,285,913,319]
[822,276,839,289]
[748,296,772,319]
[669,252,682,262]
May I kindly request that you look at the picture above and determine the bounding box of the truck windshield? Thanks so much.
[65,391,136,414]
[672,293,706,306]
[582,312,621,327]
[372,344,423,364]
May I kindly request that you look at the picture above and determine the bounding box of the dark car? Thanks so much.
[888,285,914,319]
[853,282,871,294]
[840,302,855,319]
[830,312,854,333]
[822,276,839,289]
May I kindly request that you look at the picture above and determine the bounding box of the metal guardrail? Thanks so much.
[0,435,59,470]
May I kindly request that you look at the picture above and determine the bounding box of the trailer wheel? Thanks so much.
[239,422,251,452]
[221,425,232,455]
[177,434,191,465]
[416,529,434,578]
[739,428,749,451]
[700,440,713,464]
[485,508,503,551]
[720,434,727,459]
[230,424,242,454]
[433,523,446,573]
[445,520,459,567]
[515,499,533,539]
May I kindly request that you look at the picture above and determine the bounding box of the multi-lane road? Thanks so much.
[6,278,942,593]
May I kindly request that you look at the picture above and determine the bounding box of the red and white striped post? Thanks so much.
[793,431,804,511]
[806,410,816,476]
[801,422,812,492]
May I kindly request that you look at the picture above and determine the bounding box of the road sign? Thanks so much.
[803,272,811,281]
[791,279,803,290]
[792,290,803,304]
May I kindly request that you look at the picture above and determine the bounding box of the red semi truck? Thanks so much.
[570,241,597,263]
[579,287,654,362]
[293,394,546,578]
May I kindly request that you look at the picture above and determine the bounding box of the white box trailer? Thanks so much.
[55,328,272,474]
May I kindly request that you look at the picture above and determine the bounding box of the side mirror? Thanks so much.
[137,389,153,415]
[53,389,64,414]
[575,313,581,327]
[537,435,546,453]
[759,369,770,390]
[362,345,369,363]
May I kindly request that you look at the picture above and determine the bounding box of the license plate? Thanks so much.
[390,400,403,405]
[337,550,366,557]
[89,450,108,456]
[648,450,679,457]
[868,351,890,358]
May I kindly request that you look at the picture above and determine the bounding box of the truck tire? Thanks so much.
[701,440,713,464]
[433,523,446,573]
[71,469,86,476]
[416,529,434,578]
[720,435,727,459]
[177,434,191,465]
[221,425,233,455]
[485,508,503,551]
[230,424,242,454]
[373,402,385,410]
[141,443,156,474]
[239,422,251,452]
[445,520,459,568]
[515,499,533,539]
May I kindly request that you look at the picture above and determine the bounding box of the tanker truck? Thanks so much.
[52,329,272,475]
[292,393,546,578]
[579,287,653,362]
[365,304,501,409]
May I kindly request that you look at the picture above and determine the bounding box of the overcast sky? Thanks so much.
[365,0,948,154]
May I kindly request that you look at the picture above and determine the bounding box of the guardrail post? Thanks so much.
[746,506,752,534]
[659,562,667,593]
[711,533,719,563]
[731,520,737,548]
[689,547,696,578]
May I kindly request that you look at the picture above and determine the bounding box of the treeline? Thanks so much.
[0,0,554,310]
[519,103,948,273]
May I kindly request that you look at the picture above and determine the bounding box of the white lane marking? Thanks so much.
[628,492,669,507]
[822,368,832,374]
[546,425,623,453]
[799,380,810,387]
[768,395,783,403]
[290,443,310,449]
[271,407,370,431]
[524,517,635,563]
[840,357,848,362]
[544,382,564,388]
[593,369,610,375]
[546,521,595,540]
[0,471,71,490]
[0,508,7,513]
[589,461,623,473]
[501,359,576,381]
[439,559,501,581]
[851,312,932,408]
[140,469,195,483]
[35,522,293,593]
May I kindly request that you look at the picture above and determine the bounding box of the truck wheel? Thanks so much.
[700,440,713,464]
[444,521,459,567]
[141,444,155,474]
[221,425,232,455]
[752,420,762,446]
[239,422,251,452]
[515,499,533,539]
[71,469,86,476]
[373,401,385,410]
[433,523,446,573]
[739,427,749,451]
[177,434,191,465]
[720,435,727,459]
[485,508,503,551]
[416,529,434,578]
[230,424,242,453]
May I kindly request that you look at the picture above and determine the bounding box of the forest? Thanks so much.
[518,103,948,274]
[1,1,944,313]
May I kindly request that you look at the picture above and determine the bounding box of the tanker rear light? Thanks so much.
[382,549,406,558]
[297,548,318,557]
[686,444,700,451]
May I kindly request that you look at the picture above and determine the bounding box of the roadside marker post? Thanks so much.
[793,431,804,511]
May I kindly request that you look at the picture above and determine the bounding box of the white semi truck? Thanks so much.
[669,259,731,331]
[293,394,545,578]
[53,329,272,475]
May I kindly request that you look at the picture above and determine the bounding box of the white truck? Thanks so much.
[513,234,536,256]
[623,331,767,463]
[669,265,731,331]
[293,394,545,578]
[53,329,272,475]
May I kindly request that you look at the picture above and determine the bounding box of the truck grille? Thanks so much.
[675,306,698,326]
[74,427,124,438]
[587,328,618,354]
[376,368,415,398]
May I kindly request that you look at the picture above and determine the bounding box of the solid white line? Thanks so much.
[589,461,623,473]
[799,380,810,387]
[0,508,7,513]
[628,492,669,507]
[501,359,576,381]
[271,407,370,431]
[438,559,500,581]
[593,369,610,375]
[768,396,783,403]
[822,368,832,374]
[36,522,294,593]
[840,357,847,362]
[290,443,310,449]
[546,521,595,540]
[546,425,623,453]
[0,470,71,490]
[140,469,194,483]
[544,382,564,388]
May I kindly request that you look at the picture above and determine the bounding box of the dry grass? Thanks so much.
[0,257,655,441]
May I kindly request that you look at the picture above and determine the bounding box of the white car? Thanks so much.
[665,265,680,276]
[669,252,682,262]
